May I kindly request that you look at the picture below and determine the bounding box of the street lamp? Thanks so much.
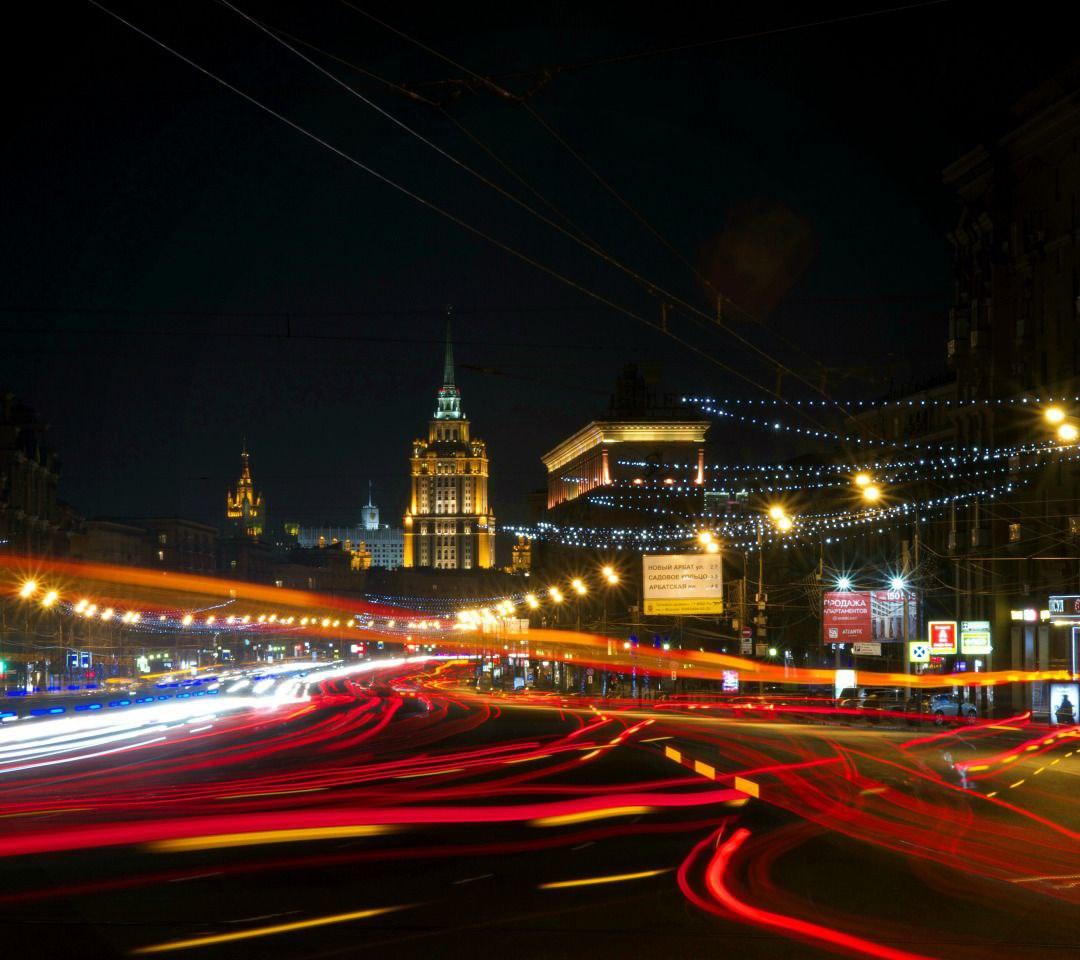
[18,580,37,599]
[1058,423,1079,443]
[1045,406,1066,425]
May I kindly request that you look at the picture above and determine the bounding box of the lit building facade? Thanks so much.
[404,327,495,569]
[296,484,404,569]
[541,420,710,509]
[226,446,264,539]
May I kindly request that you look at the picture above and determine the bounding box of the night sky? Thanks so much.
[2,1,1074,532]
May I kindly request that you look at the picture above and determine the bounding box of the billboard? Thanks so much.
[928,620,957,655]
[823,590,917,643]
[642,553,723,615]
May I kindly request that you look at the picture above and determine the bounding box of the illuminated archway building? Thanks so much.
[403,326,495,569]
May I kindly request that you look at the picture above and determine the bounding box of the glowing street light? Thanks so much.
[705,540,720,553]
[862,484,882,503]
[889,575,907,592]
[18,580,37,599]
[697,531,713,546]
[1058,422,1079,443]
[836,576,852,591]
[525,593,540,609]
[548,587,564,603]
[775,515,794,533]
[767,505,786,521]
[853,472,872,488]
[1045,406,1066,425]
[40,590,58,608]
[571,578,587,596]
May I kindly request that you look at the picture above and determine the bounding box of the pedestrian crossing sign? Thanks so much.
[909,642,930,663]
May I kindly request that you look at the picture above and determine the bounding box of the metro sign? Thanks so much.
[928,620,957,655]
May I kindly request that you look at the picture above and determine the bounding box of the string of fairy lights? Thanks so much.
[688,397,1070,455]
[503,392,1079,552]
[686,394,1080,410]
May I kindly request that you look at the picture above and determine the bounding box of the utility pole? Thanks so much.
[755,521,767,694]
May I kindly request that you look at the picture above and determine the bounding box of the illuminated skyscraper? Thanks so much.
[226,444,264,539]
[403,322,494,569]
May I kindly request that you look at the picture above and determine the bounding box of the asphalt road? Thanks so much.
[0,660,1077,960]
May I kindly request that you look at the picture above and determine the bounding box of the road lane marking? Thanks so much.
[0,807,91,818]
[393,767,465,779]
[452,874,493,885]
[733,776,760,799]
[130,905,411,953]
[219,787,324,800]
[531,805,653,828]
[538,868,672,890]
[148,824,396,852]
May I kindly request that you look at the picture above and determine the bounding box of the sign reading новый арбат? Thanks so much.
[642,554,723,615]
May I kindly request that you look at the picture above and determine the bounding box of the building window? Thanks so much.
[157,550,165,562]
[1009,522,1022,542]
[158,533,167,544]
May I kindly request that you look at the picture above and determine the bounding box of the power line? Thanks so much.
[335,2,880,434]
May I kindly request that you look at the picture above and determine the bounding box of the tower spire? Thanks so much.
[433,310,463,420]
[443,309,455,387]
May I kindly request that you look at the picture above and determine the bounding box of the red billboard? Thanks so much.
[823,591,917,644]
[823,592,871,642]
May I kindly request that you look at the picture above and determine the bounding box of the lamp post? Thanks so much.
[854,475,916,679]
[570,578,587,631]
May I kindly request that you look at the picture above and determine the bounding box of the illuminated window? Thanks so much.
[157,550,165,561]
[1009,522,1022,542]
[158,533,167,544]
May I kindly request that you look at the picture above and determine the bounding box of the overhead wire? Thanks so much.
[205,0,824,401]
[85,0,737,388]
[335,1,873,431]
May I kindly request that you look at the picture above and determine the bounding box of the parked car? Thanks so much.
[907,691,977,724]
[837,686,908,721]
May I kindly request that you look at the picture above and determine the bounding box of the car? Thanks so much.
[908,691,977,724]
[838,686,909,721]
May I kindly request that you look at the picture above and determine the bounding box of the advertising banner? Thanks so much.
[928,620,958,654]
[823,590,917,643]
[960,620,992,654]
[642,553,723,615]
[852,642,882,656]
[1049,683,1078,725]
[823,591,870,642]
[721,670,739,693]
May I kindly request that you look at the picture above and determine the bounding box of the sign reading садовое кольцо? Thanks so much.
[642,554,723,615]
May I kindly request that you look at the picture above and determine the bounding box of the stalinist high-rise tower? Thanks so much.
[403,322,494,569]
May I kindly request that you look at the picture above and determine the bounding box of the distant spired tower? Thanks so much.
[361,480,379,531]
[226,443,265,539]
[403,317,494,569]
